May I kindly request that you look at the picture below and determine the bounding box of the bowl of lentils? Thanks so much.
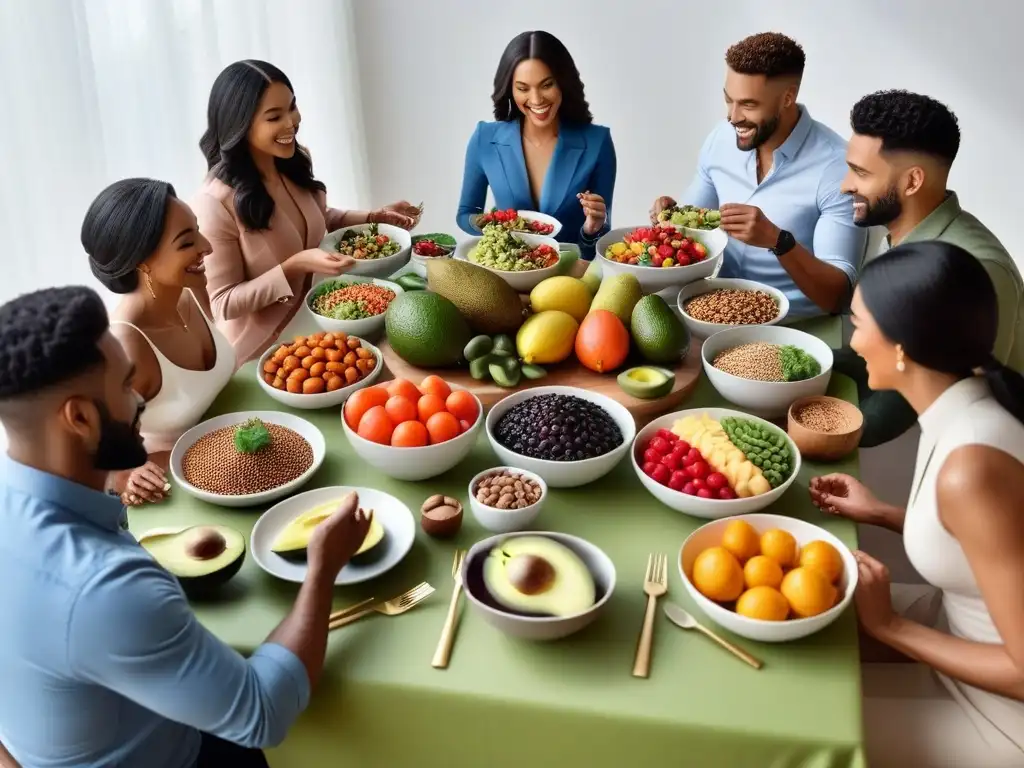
[305,276,403,341]
[485,386,636,488]
[677,278,790,338]
[701,325,833,418]
[319,223,412,278]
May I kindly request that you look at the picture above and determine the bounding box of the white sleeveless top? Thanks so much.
[904,375,1024,752]
[112,291,236,452]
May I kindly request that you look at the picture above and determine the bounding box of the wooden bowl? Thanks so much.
[787,396,863,461]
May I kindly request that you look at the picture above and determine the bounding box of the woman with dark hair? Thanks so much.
[84,178,235,506]
[193,60,420,363]
[456,31,616,259]
[808,241,1024,766]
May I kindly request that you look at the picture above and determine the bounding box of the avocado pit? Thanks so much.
[186,527,228,560]
[505,553,556,595]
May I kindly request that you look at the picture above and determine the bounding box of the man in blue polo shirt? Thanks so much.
[652,32,866,318]
[0,286,371,767]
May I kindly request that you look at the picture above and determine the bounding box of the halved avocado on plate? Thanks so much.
[139,524,245,595]
[271,499,385,563]
[617,366,675,400]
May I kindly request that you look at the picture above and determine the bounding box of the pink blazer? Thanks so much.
[192,175,348,366]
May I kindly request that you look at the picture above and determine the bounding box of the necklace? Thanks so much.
[522,129,557,150]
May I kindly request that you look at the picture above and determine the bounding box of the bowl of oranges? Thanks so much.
[678,513,857,643]
[341,375,484,481]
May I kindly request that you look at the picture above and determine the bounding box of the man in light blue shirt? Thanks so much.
[0,286,372,768]
[652,32,866,318]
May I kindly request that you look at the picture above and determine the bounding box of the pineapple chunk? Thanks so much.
[670,413,773,497]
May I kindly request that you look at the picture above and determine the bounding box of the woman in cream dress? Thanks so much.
[809,240,1024,767]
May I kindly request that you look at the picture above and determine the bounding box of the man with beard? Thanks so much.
[0,286,372,767]
[651,32,865,318]
[835,90,1023,446]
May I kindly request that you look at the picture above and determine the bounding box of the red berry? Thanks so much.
[696,488,714,499]
[660,453,680,471]
[650,437,670,455]
[642,461,658,477]
[689,477,706,490]
[669,447,687,465]
[687,461,709,479]
[656,428,676,442]
[683,448,702,467]
[718,488,737,500]
[643,447,661,465]
[668,471,688,491]
[682,482,696,495]
[675,440,691,453]
[705,472,728,490]
[651,464,671,485]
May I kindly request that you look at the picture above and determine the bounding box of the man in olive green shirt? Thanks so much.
[837,89,1023,446]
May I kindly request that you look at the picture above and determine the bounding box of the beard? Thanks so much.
[92,399,147,472]
[732,114,780,151]
[852,184,902,228]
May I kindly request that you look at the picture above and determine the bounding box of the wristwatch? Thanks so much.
[770,229,796,257]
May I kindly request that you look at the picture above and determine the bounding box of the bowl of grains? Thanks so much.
[677,278,789,337]
[787,396,863,461]
[170,411,326,508]
[468,467,548,533]
[305,276,403,341]
[701,325,833,418]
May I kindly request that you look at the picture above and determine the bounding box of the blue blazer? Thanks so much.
[456,120,617,259]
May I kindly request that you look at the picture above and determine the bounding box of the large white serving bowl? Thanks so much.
[701,325,833,418]
[461,531,616,641]
[631,408,802,519]
[255,338,383,411]
[595,226,727,293]
[470,209,562,238]
[319,223,412,278]
[251,485,416,586]
[485,385,636,489]
[679,513,858,642]
[454,231,564,292]
[170,411,326,508]
[341,389,484,481]
[303,276,403,341]
[677,278,790,338]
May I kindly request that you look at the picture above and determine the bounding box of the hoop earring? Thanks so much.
[139,268,156,300]
[895,345,906,373]
[508,97,514,119]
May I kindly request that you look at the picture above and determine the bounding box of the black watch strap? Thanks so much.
[771,229,796,256]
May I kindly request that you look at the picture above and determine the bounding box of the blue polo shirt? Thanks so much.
[683,106,867,318]
[0,456,310,768]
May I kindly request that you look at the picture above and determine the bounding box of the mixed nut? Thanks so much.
[474,470,543,510]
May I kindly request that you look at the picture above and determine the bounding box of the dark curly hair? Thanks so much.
[200,60,326,231]
[725,32,805,79]
[0,286,109,400]
[850,90,960,166]
[492,31,593,124]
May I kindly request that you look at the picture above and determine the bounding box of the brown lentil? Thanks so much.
[793,400,853,434]
[474,470,543,510]
[712,342,784,382]
[182,423,314,495]
[684,289,779,325]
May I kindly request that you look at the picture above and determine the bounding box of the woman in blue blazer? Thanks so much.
[456,31,616,260]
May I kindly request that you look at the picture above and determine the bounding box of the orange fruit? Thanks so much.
[356,405,394,445]
[691,546,744,603]
[445,389,479,424]
[384,395,418,425]
[574,309,630,373]
[780,567,837,618]
[760,529,799,568]
[721,519,761,563]
[417,393,447,423]
[419,375,452,401]
[743,555,783,590]
[391,420,428,447]
[425,411,460,444]
[798,540,844,584]
[344,386,388,430]
[386,378,422,402]
[735,586,789,621]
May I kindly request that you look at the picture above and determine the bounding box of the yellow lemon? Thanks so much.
[720,519,761,564]
[735,586,790,621]
[799,540,844,584]
[780,567,838,618]
[760,528,799,568]
[743,555,784,590]
[691,546,744,603]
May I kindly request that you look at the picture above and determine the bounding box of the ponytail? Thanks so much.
[981,356,1024,426]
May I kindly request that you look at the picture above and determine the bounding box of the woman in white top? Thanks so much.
[84,178,235,506]
[809,240,1024,767]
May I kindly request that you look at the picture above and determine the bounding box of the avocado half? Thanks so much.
[617,366,675,399]
[482,536,596,617]
[271,500,385,563]
[140,525,245,595]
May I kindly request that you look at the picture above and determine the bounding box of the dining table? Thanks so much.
[129,314,866,768]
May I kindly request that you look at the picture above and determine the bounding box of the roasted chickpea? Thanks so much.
[325,348,343,363]
[303,376,326,394]
[326,375,344,391]
[294,345,312,358]
[288,368,309,383]
[309,361,327,378]
[311,346,327,360]
[301,355,316,369]
[344,366,359,384]
[282,355,301,372]
[325,361,345,373]
[263,359,280,374]
[343,351,357,366]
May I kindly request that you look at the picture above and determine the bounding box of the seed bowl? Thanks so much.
[677,278,790,338]
[787,396,863,461]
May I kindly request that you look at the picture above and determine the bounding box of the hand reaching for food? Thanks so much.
[649,195,676,225]
[368,200,423,230]
[306,492,374,576]
[287,248,354,277]
[808,473,882,524]
[119,461,170,506]
[578,190,607,235]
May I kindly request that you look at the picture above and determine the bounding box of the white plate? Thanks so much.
[470,209,562,238]
[250,485,416,585]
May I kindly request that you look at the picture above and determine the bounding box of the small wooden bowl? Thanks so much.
[787,396,863,461]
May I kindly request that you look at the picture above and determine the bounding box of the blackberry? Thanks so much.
[494,394,623,462]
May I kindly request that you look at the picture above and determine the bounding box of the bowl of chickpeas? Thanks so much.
[256,331,383,410]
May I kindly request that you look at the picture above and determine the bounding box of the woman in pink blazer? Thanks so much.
[192,60,420,365]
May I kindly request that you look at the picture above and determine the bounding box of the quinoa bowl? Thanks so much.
[304,276,403,341]
[677,278,789,338]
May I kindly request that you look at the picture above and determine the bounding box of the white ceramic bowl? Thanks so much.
[595,226,727,293]
[410,251,453,277]
[462,531,615,641]
[303,276,403,341]
[467,466,548,533]
[170,411,326,508]
[319,223,412,278]
[471,209,562,238]
[631,408,802,519]
[679,513,858,642]
[701,325,834,418]
[255,338,383,410]
[677,278,790,338]
[341,389,484,481]
[485,385,636,489]
[454,232,563,292]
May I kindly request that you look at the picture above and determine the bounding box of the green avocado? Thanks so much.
[491,333,516,357]
[617,366,675,399]
[464,334,494,361]
[140,524,245,595]
[271,494,385,563]
[630,294,690,364]
[482,536,596,617]
[395,273,427,292]
[384,290,471,368]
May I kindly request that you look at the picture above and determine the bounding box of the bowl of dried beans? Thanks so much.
[305,276,403,340]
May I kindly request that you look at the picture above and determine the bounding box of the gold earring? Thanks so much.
[140,269,156,300]
[895,345,906,373]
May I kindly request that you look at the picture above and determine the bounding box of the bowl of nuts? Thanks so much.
[677,278,789,338]
[787,395,863,461]
[468,467,547,533]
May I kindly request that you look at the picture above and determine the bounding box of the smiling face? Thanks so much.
[849,288,902,391]
[841,133,904,227]
[248,80,301,160]
[723,68,793,151]
[512,58,562,128]
[140,198,211,291]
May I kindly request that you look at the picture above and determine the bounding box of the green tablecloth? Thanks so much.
[129,316,864,768]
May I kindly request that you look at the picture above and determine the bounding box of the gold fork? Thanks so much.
[328,582,435,631]
[431,549,466,669]
[328,596,375,623]
[632,553,668,678]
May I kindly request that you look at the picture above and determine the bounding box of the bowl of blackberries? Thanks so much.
[485,386,636,488]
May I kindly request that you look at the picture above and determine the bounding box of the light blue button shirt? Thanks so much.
[683,106,866,318]
[0,456,310,768]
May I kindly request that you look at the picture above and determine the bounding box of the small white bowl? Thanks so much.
[701,325,833,418]
[410,251,453,277]
[470,209,562,238]
[485,385,636,489]
[454,232,564,292]
[631,408,802,519]
[679,513,858,643]
[677,278,790,338]
[304,276,403,341]
[595,226,727,293]
[319,223,412,278]
[467,467,547,533]
[255,338,383,410]
[170,411,326,508]
[462,531,615,641]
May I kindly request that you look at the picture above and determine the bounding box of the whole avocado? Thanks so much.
[384,291,471,367]
[630,294,690,364]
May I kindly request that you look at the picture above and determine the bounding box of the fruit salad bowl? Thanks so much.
[631,408,802,519]
[595,225,726,293]
[454,233,579,292]
[319,223,411,278]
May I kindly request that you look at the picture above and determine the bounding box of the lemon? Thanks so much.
[736,586,790,621]
[799,540,844,584]
[760,528,799,568]
[515,310,579,365]
[743,555,784,590]
[528,277,593,323]
[721,519,761,563]
[780,567,837,618]
[691,546,744,603]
